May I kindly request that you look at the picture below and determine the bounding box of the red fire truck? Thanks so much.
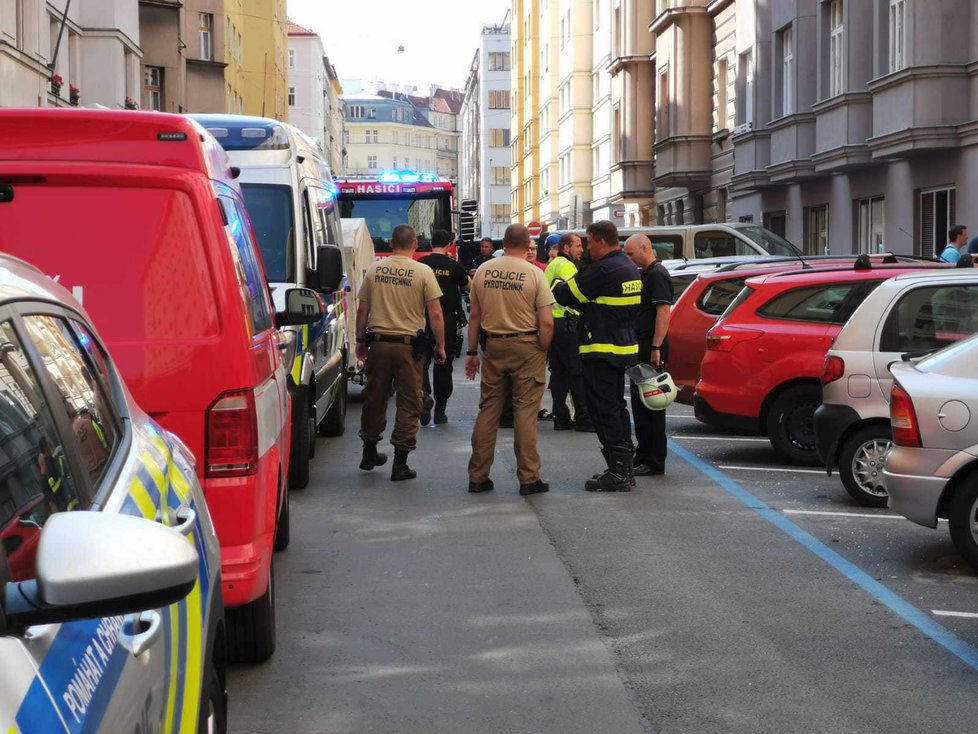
[336,172,456,260]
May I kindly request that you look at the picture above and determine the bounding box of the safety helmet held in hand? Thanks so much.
[626,364,678,411]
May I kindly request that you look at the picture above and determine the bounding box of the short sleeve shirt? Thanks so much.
[419,252,469,321]
[359,255,442,336]
[636,260,673,340]
[471,255,555,333]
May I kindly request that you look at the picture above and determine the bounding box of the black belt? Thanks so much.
[371,333,416,345]
[486,330,538,339]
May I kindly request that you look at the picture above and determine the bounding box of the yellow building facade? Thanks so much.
[224,0,288,121]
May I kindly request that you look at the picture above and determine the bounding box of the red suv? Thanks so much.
[694,262,944,464]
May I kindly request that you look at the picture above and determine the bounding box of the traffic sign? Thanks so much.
[527,220,543,238]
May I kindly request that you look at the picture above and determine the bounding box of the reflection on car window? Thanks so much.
[223,197,274,334]
[881,285,978,353]
[0,321,85,582]
[698,278,748,316]
[758,284,857,324]
[22,316,121,488]
[694,232,755,259]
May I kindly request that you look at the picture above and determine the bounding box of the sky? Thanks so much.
[287,0,513,93]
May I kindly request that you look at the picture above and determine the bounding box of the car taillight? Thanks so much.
[821,355,845,385]
[704,326,763,352]
[889,385,921,448]
[205,389,258,477]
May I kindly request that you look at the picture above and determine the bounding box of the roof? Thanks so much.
[0,254,80,312]
[432,88,464,114]
[286,20,317,37]
[745,264,948,289]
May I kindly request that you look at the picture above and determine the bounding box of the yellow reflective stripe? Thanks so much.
[290,324,309,384]
[128,476,156,520]
[568,278,589,304]
[143,450,167,494]
[163,603,181,733]
[593,295,642,306]
[169,464,191,503]
[179,578,204,733]
[579,343,640,355]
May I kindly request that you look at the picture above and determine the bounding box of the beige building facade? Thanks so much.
[225,0,287,120]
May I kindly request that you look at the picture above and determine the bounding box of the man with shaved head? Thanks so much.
[624,233,673,476]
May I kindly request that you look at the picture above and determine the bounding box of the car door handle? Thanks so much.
[172,507,196,536]
[119,610,162,657]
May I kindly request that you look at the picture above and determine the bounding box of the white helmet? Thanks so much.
[626,364,678,411]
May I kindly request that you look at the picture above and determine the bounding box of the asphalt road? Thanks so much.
[228,376,978,734]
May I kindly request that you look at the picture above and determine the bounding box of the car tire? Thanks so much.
[198,656,227,734]
[839,425,891,507]
[273,482,290,552]
[948,477,978,571]
[766,385,822,466]
[226,564,275,663]
[319,371,348,437]
[288,386,311,489]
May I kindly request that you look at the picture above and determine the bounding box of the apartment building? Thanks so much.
[376,86,462,179]
[460,16,512,238]
[511,0,539,224]
[1,0,140,109]
[225,0,287,120]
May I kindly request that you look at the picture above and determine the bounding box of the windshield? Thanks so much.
[338,194,451,251]
[240,184,294,282]
[733,225,799,257]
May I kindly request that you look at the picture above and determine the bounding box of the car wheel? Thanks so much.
[226,563,275,663]
[308,413,317,459]
[948,477,978,571]
[273,481,290,552]
[319,372,348,437]
[839,425,891,507]
[766,385,822,466]
[198,656,227,734]
[288,386,311,489]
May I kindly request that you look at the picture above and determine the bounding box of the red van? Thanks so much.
[0,109,337,662]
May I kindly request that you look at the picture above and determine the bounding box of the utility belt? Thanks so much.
[485,330,538,339]
[367,330,432,360]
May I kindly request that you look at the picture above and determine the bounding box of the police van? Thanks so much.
[0,255,226,733]
[192,115,350,489]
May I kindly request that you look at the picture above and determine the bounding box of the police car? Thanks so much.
[0,255,226,733]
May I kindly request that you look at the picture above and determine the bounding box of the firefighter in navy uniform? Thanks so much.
[552,220,642,492]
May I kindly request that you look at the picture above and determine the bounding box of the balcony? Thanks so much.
[609,160,655,202]
[653,134,712,190]
[729,125,771,192]
[811,92,873,173]
[765,113,816,183]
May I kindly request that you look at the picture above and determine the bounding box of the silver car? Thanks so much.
[0,255,226,733]
[815,270,978,506]
[884,334,978,569]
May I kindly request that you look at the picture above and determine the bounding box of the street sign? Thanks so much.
[527,220,543,238]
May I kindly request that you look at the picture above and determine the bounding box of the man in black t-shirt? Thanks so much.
[420,230,471,424]
[466,238,495,277]
[624,234,673,476]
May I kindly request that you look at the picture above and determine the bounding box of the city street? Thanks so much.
[229,377,978,734]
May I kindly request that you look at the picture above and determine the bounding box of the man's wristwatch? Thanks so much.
[650,346,661,351]
[466,350,479,356]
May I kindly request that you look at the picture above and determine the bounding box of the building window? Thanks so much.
[919,187,955,259]
[488,52,510,71]
[343,130,349,144]
[856,197,886,254]
[288,48,295,69]
[198,13,213,61]
[613,2,622,57]
[593,146,602,178]
[780,25,794,116]
[613,104,622,162]
[829,0,844,97]
[349,105,364,119]
[657,68,670,139]
[717,57,729,130]
[144,66,163,111]
[764,211,787,238]
[805,205,829,255]
[367,155,377,170]
[738,49,754,127]
[594,0,602,28]
[392,156,398,170]
[488,90,510,109]
[490,167,510,185]
[889,0,906,72]
[490,204,511,222]
[367,107,376,119]
[488,128,510,147]
[288,86,295,106]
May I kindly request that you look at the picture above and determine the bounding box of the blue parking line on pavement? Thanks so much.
[670,441,978,673]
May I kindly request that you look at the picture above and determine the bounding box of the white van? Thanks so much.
[193,114,348,489]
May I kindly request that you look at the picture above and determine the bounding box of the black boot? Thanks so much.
[591,447,610,479]
[391,449,417,481]
[585,445,631,492]
[359,442,388,471]
[420,394,433,426]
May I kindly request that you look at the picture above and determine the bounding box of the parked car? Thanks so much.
[192,114,349,489]
[0,108,337,662]
[695,261,945,464]
[0,254,226,733]
[816,271,978,505]
[884,335,978,570]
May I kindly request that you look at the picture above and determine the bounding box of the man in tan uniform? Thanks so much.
[465,224,555,495]
[356,224,446,481]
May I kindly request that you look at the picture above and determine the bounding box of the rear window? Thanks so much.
[880,284,978,353]
[718,285,754,322]
[670,274,698,303]
[221,197,274,335]
[757,283,860,324]
[0,184,219,341]
[697,278,748,316]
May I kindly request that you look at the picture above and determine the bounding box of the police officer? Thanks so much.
[467,237,495,277]
[465,224,555,496]
[552,220,642,492]
[356,224,446,481]
[624,234,673,476]
[545,232,594,432]
[419,229,470,424]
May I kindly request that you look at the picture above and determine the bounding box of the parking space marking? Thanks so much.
[783,509,902,520]
[933,610,978,619]
[670,440,978,672]
[673,436,770,442]
[717,465,825,475]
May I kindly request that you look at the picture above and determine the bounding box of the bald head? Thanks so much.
[624,234,655,270]
[503,224,531,253]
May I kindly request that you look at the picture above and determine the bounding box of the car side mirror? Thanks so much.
[278,287,326,327]
[2,512,197,631]
[316,246,345,294]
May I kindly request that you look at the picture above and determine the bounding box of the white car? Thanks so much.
[0,255,226,733]
[815,269,978,506]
